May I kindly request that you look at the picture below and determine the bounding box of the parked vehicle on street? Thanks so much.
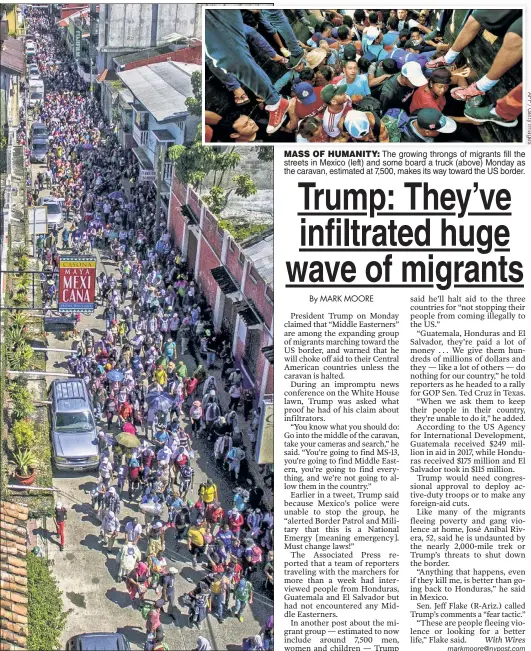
[65,633,131,651]
[28,78,44,107]
[41,200,63,229]
[31,121,49,140]
[25,40,36,56]
[30,138,48,164]
[49,379,99,470]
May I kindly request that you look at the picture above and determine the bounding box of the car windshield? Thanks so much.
[55,411,94,432]
[30,92,42,100]
[33,144,47,151]
[46,204,61,214]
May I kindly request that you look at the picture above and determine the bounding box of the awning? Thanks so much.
[211,266,238,295]
[235,299,263,328]
[181,204,198,224]
[97,68,120,83]
[132,146,154,170]
[261,345,274,364]
[151,128,175,142]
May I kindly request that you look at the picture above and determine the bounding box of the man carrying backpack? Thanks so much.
[232,578,254,623]
[203,396,221,434]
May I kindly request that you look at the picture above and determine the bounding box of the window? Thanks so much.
[265,285,274,304]
[248,266,259,284]
[238,252,245,266]
[243,328,261,379]
[229,240,235,252]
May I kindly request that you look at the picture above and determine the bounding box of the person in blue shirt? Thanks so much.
[333,59,371,99]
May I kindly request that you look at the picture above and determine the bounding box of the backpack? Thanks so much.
[190,405,202,420]
[205,402,220,422]
[251,545,263,564]
[381,108,409,143]
[355,95,382,117]
[140,602,153,620]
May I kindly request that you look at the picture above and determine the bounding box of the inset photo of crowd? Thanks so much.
[204,9,523,144]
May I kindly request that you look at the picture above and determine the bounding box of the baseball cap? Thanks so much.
[344,110,371,139]
[416,108,457,134]
[404,39,422,51]
[294,81,317,105]
[401,61,428,87]
[321,83,347,104]
[365,26,380,44]
[342,44,357,62]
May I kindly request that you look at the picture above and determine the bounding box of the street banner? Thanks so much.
[58,255,96,313]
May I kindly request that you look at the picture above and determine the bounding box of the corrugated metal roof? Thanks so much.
[113,45,174,68]
[118,61,198,122]
[242,230,273,287]
[1,39,25,75]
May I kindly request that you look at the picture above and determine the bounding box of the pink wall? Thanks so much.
[168,179,274,398]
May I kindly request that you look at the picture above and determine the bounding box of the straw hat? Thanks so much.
[305,48,327,69]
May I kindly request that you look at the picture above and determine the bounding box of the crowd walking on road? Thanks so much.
[22,7,273,651]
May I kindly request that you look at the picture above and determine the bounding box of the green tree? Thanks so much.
[185,70,202,117]
[203,174,257,216]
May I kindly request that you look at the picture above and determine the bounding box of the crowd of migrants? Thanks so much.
[21,9,274,651]
[204,8,523,143]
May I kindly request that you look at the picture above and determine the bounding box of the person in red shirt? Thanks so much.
[54,502,67,551]
[118,400,133,427]
[410,68,450,114]
[228,508,244,535]
[286,81,325,132]
[410,68,482,128]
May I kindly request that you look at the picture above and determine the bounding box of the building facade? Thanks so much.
[92,3,202,72]
[168,178,274,403]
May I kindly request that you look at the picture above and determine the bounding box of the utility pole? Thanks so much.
[154,145,164,242]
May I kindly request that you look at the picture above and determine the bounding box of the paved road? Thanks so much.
[28,163,273,651]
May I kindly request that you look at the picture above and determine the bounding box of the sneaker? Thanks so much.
[286,52,304,69]
[464,104,518,127]
[426,55,449,69]
[451,82,485,102]
[238,615,244,623]
[59,544,64,551]
[280,47,291,57]
[266,98,289,134]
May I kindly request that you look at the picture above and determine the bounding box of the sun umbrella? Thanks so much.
[106,369,124,383]
[115,431,141,448]
[146,392,173,412]
[109,191,126,202]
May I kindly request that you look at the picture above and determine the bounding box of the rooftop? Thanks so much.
[113,45,175,69]
[118,61,201,122]
[0,501,29,651]
[1,38,25,76]
[242,228,273,287]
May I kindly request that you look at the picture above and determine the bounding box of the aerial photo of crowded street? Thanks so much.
[0,4,274,651]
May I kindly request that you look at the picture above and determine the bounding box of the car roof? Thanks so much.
[53,380,88,412]
[69,633,129,651]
